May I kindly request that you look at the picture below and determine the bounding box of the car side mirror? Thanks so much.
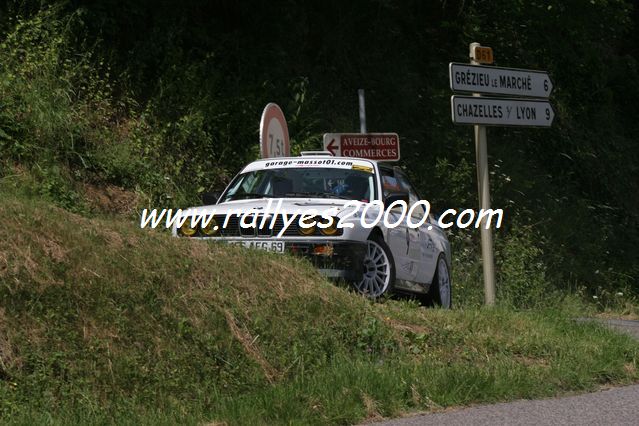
[384,192,409,209]
[202,190,222,205]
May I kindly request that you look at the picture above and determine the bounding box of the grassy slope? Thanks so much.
[0,191,637,425]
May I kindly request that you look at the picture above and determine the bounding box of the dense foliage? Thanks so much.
[1,0,637,306]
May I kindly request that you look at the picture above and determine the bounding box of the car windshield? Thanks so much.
[222,167,376,202]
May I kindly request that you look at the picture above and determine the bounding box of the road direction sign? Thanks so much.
[322,133,400,161]
[449,63,553,98]
[260,103,290,158]
[451,96,555,127]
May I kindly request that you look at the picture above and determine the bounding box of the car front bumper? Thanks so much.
[282,240,366,281]
[195,238,367,281]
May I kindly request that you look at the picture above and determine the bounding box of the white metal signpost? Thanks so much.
[450,43,555,306]
[259,103,290,158]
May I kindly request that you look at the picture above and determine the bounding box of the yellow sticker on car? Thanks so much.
[351,165,374,173]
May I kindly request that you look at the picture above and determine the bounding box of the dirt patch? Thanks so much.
[34,235,67,262]
[99,228,124,249]
[386,317,431,335]
[83,183,139,214]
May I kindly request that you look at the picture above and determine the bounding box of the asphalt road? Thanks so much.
[371,319,639,426]
[588,318,639,340]
[373,385,639,426]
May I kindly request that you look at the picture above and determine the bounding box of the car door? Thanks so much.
[379,168,414,281]
[394,170,437,284]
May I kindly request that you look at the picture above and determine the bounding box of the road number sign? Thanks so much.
[260,103,290,158]
[323,133,400,161]
[450,63,553,98]
[471,46,493,64]
[451,96,555,127]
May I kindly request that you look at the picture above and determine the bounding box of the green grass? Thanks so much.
[0,190,637,425]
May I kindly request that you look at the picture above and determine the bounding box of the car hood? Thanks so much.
[179,198,362,218]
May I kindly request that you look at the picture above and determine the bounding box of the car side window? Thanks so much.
[380,168,402,199]
[395,170,425,218]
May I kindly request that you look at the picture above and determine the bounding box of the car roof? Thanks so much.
[265,154,379,163]
[240,154,380,173]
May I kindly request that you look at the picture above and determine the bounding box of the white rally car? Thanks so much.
[173,152,452,307]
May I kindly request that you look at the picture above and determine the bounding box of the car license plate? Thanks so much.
[235,241,285,253]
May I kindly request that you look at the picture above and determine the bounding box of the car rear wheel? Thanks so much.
[353,235,395,299]
[425,254,452,308]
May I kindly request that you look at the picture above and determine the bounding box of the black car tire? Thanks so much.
[423,254,452,309]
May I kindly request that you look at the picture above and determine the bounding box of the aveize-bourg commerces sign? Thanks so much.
[323,133,400,161]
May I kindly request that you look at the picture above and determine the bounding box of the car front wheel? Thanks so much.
[352,235,395,299]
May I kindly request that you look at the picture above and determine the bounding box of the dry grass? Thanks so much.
[0,309,21,376]
[34,234,67,262]
[0,191,637,425]
[82,183,140,215]
[361,392,383,421]
[224,309,279,383]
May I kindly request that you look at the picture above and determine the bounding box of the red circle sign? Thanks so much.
[259,103,290,158]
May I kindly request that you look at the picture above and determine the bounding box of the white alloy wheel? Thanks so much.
[354,238,394,298]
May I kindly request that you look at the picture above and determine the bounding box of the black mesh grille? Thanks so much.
[217,215,240,237]
[271,216,301,236]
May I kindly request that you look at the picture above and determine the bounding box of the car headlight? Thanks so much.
[319,217,339,236]
[201,218,219,236]
[299,216,316,236]
[179,221,198,237]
